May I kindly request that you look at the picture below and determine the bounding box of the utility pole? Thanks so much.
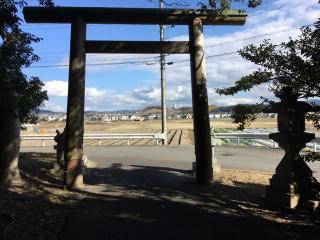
[159,0,167,145]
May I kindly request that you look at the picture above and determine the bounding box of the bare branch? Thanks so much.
[146,0,190,7]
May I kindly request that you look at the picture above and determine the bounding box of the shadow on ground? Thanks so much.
[65,161,318,240]
[1,152,319,240]
[0,152,67,240]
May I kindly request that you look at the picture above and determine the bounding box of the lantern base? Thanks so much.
[265,183,300,209]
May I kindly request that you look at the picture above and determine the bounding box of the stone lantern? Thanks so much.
[263,88,319,209]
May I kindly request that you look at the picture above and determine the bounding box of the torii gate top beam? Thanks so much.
[23,6,248,188]
[23,7,247,25]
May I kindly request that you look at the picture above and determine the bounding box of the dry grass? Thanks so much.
[25,118,318,134]
[20,118,318,147]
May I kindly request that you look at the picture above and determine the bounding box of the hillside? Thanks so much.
[41,105,233,115]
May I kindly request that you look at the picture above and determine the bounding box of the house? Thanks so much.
[120,115,129,121]
[183,113,193,119]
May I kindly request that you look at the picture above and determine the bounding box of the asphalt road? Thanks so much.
[21,145,320,178]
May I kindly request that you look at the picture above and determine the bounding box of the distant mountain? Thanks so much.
[142,106,162,115]
[177,107,193,114]
[84,109,139,115]
[214,106,233,113]
[38,104,236,116]
[37,109,55,114]
[141,104,224,115]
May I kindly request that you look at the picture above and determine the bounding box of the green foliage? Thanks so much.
[198,0,262,9]
[302,152,320,163]
[217,18,320,129]
[217,17,320,161]
[0,0,53,123]
[208,104,218,112]
[216,69,272,95]
[217,22,320,98]
[306,111,320,130]
[231,104,262,130]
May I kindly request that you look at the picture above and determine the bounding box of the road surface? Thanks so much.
[21,145,320,178]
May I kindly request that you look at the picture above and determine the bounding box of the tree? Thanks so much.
[155,0,263,8]
[228,104,261,130]
[197,0,262,9]
[0,0,53,185]
[216,16,320,127]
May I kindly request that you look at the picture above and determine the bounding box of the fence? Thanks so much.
[21,132,320,151]
[21,133,165,147]
[212,132,320,152]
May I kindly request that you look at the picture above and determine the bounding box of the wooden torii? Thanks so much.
[23,7,247,189]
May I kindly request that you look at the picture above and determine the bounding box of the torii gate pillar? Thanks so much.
[23,6,247,189]
[189,18,213,184]
[64,18,86,189]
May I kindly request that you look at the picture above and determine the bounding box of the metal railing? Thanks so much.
[21,132,320,151]
[212,132,320,152]
[21,133,166,147]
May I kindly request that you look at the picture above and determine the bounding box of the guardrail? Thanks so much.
[21,132,320,151]
[213,132,277,147]
[212,132,320,152]
[21,133,166,147]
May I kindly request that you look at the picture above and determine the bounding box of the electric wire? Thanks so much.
[27,25,305,69]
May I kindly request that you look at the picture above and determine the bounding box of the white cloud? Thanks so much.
[133,86,161,101]
[44,80,108,99]
[130,84,258,107]
[167,86,191,102]
[84,91,147,111]
[211,97,258,106]
[161,0,320,104]
[86,87,107,98]
[46,0,320,110]
[43,80,68,97]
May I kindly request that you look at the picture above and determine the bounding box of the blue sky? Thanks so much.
[20,0,320,112]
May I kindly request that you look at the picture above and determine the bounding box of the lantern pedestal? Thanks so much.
[264,89,319,209]
[265,133,318,209]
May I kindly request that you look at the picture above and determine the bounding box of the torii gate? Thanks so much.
[23,7,247,189]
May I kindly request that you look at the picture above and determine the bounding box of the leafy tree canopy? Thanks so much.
[229,104,262,130]
[197,0,262,9]
[156,0,263,8]
[0,0,53,123]
[216,18,320,130]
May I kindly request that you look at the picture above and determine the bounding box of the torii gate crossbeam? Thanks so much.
[23,7,247,189]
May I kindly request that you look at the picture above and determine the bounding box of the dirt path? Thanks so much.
[181,129,192,145]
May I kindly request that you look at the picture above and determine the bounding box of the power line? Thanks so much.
[26,21,314,69]
[146,0,159,7]
[167,55,243,68]
[34,22,312,57]
[27,59,160,69]
[27,50,240,68]
[160,23,313,65]
[167,37,302,69]
[21,26,70,30]
[37,54,161,61]
[205,25,309,49]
